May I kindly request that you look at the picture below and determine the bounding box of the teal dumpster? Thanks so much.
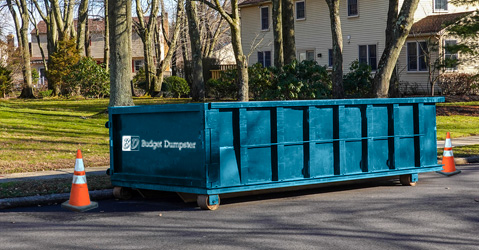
[107,97,444,210]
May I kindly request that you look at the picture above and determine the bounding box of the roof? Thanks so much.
[410,12,473,34]
[239,0,269,7]
[31,19,106,34]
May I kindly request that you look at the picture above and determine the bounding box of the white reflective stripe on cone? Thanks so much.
[75,159,85,172]
[445,138,452,148]
[443,150,453,157]
[72,175,87,184]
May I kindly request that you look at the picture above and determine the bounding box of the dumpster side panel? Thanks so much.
[110,107,207,189]
[310,107,335,177]
[368,105,390,172]
[209,98,443,194]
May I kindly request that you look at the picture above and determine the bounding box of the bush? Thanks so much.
[0,65,13,98]
[438,73,479,95]
[132,67,147,90]
[164,76,190,98]
[258,60,331,100]
[67,57,110,98]
[47,39,81,96]
[343,60,373,98]
[39,90,53,98]
[31,68,39,85]
[248,63,274,100]
[206,70,238,100]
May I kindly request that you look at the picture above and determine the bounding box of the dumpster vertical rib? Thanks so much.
[414,103,425,167]
[336,105,345,175]
[275,107,284,181]
[207,109,220,188]
[363,105,372,173]
[392,104,400,170]
[239,108,249,184]
[304,106,311,178]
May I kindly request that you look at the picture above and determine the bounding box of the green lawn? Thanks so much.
[436,116,479,140]
[0,97,190,174]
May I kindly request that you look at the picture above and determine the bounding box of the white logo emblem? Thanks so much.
[122,136,140,151]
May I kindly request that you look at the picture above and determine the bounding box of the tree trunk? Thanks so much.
[77,0,89,56]
[231,24,249,101]
[373,0,420,98]
[104,0,110,70]
[108,0,134,106]
[282,0,296,64]
[157,0,184,92]
[272,0,284,68]
[8,0,34,98]
[186,0,205,101]
[325,0,344,99]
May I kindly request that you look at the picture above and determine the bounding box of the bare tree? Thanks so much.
[196,0,249,101]
[373,0,420,98]
[109,0,134,106]
[7,0,34,98]
[134,0,160,96]
[325,0,344,98]
[186,0,205,100]
[282,0,295,64]
[272,0,283,67]
[104,0,110,70]
[77,0,89,56]
[156,0,184,93]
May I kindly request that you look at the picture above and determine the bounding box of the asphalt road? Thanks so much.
[1,165,478,250]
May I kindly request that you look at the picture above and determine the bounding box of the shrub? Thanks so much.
[67,57,110,98]
[269,60,331,100]
[31,68,39,85]
[343,60,373,98]
[248,63,274,100]
[39,90,53,98]
[206,69,238,100]
[438,73,479,95]
[164,76,190,98]
[132,67,147,90]
[47,39,81,96]
[0,65,13,98]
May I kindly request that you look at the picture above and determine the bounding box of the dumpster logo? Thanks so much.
[122,136,140,151]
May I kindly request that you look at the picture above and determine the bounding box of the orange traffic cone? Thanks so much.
[62,150,98,212]
[437,132,461,176]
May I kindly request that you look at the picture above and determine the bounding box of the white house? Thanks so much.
[30,17,169,86]
[239,0,478,94]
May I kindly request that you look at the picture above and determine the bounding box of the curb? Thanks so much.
[438,156,479,165]
[0,189,113,210]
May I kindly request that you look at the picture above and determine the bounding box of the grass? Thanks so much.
[436,116,479,140]
[437,145,479,158]
[0,97,190,174]
[0,175,112,199]
[437,101,479,106]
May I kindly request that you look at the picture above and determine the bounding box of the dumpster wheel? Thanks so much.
[197,195,220,210]
[399,175,417,186]
[113,186,133,200]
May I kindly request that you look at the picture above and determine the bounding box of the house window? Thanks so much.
[407,41,428,72]
[358,44,377,70]
[348,0,358,17]
[134,60,144,72]
[444,40,458,70]
[434,0,448,11]
[258,51,272,67]
[261,6,269,31]
[296,1,305,20]
[298,50,315,62]
[328,49,333,67]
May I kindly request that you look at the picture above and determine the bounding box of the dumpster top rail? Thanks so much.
[108,97,445,114]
